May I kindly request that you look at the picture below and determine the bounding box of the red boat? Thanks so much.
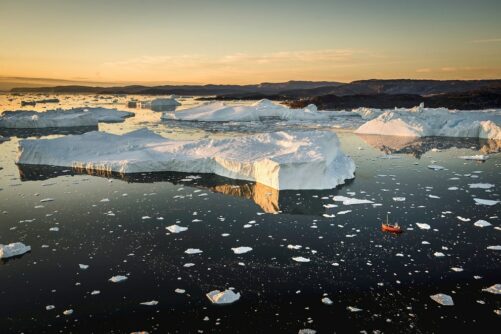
[381,214,403,234]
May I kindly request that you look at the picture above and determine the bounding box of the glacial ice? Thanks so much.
[206,289,241,304]
[355,104,501,139]
[430,293,454,306]
[0,242,31,259]
[0,107,133,128]
[16,128,356,190]
[162,99,333,122]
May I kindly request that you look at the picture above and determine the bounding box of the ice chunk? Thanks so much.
[427,165,445,170]
[434,252,445,257]
[355,106,501,139]
[482,284,501,295]
[416,223,431,230]
[487,245,501,250]
[292,256,311,263]
[206,289,241,304]
[17,129,355,190]
[469,183,495,189]
[0,242,31,259]
[162,99,330,122]
[333,196,374,205]
[287,245,302,250]
[79,264,89,270]
[109,275,128,283]
[140,300,159,306]
[459,155,489,161]
[347,306,363,312]
[430,293,454,306]
[474,198,500,206]
[393,197,406,202]
[166,225,188,233]
[63,309,73,315]
[185,248,203,254]
[231,247,253,254]
[322,297,333,305]
[474,220,492,227]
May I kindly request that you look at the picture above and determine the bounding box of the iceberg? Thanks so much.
[0,107,133,129]
[206,289,241,305]
[0,242,31,259]
[355,104,501,139]
[430,293,454,306]
[17,129,355,190]
[162,99,331,122]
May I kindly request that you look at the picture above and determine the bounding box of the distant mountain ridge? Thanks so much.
[9,79,501,97]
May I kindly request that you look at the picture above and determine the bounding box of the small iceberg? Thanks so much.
[430,293,454,306]
[17,129,355,190]
[482,284,501,295]
[166,225,188,233]
[0,242,31,259]
[206,289,241,305]
[109,275,128,283]
[416,223,431,230]
[474,220,492,228]
[474,198,500,206]
[292,256,311,263]
[231,246,253,254]
[333,196,374,205]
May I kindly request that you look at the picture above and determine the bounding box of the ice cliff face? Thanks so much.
[16,128,355,190]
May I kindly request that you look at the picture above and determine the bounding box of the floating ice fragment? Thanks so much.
[482,284,501,295]
[166,225,188,233]
[231,247,252,255]
[393,197,406,202]
[474,198,500,206]
[292,257,311,263]
[474,220,492,227]
[287,245,302,250]
[46,305,55,310]
[430,293,454,306]
[183,263,195,267]
[428,165,445,171]
[338,210,352,214]
[457,216,471,222]
[333,196,374,205]
[49,227,59,232]
[206,289,241,305]
[428,195,440,199]
[434,252,445,257]
[175,288,185,294]
[109,275,128,283]
[487,245,501,250]
[79,264,89,270]
[0,242,31,259]
[185,248,203,254]
[451,267,464,272]
[140,300,158,306]
[347,306,362,312]
[63,309,73,315]
[322,297,333,305]
[100,198,110,202]
[469,183,495,189]
[459,155,489,161]
[416,223,431,230]
[90,290,100,295]
[40,198,54,202]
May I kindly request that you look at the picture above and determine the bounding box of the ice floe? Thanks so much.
[474,198,500,206]
[166,225,188,233]
[459,155,489,161]
[487,245,501,250]
[206,289,241,305]
[292,256,311,263]
[162,99,333,122]
[140,300,159,306]
[185,248,203,254]
[17,128,355,190]
[430,293,454,306]
[474,220,492,228]
[416,223,431,230]
[355,104,501,139]
[482,284,501,294]
[333,196,374,205]
[0,242,31,259]
[231,246,253,254]
[469,183,495,189]
[0,107,133,128]
[109,275,128,283]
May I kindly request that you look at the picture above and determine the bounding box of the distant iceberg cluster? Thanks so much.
[17,128,356,190]
[162,99,333,122]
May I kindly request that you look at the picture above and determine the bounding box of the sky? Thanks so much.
[1,0,501,85]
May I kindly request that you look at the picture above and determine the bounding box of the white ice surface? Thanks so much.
[162,99,334,122]
[0,242,31,259]
[355,104,501,139]
[17,128,356,190]
[0,107,133,128]
[206,289,241,304]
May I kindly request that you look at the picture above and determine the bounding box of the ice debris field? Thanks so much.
[0,94,500,333]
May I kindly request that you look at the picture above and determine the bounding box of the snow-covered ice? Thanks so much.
[206,289,241,305]
[0,242,31,259]
[162,99,333,122]
[474,198,499,206]
[231,246,253,254]
[355,104,501,139]
[17,128,355,190]
[0,107,133,128]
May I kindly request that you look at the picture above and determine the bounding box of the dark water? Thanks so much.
[0,126,500,333]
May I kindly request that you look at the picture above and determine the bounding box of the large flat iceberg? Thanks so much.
[355,104,501,139]
[0,107,134,129]
[162,99,331,122]
[16,129,355,190]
